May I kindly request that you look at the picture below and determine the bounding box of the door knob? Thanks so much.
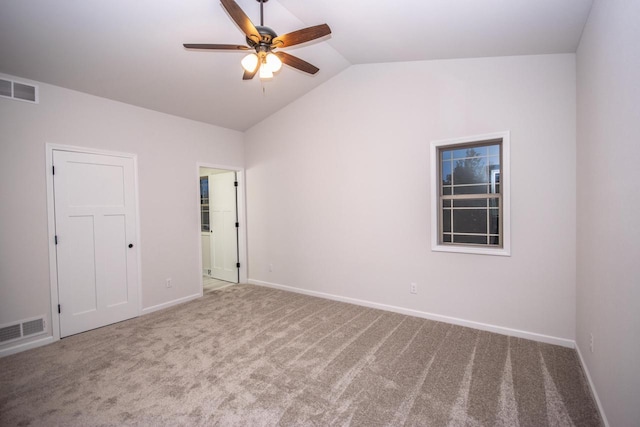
[128,243,134,248]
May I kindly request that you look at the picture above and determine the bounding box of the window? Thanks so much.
[431,132,510,256]
[200,176,210,232]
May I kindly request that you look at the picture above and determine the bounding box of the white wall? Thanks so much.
[245,54,577,344]
[0,75,243,351]
[576,1,640,425]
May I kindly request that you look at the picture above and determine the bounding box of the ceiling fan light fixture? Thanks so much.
[265,53,282,72]
[241,53,259,72]
[259,63,273,79]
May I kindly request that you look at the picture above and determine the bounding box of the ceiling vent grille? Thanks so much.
[0,77,39,103]
[0,316,46,344]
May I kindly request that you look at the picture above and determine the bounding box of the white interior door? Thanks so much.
[53,150,139,337]
[209,172,238,283]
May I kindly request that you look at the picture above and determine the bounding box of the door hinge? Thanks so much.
[52,165,55,175]
[54,235,58,245]
[235,222,239,228]
[58,304,61,314]
[234,181,238,187]
[236,262,240,268]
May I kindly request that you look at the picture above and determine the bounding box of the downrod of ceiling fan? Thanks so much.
[256,0,269,26]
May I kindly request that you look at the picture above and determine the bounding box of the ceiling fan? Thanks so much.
[184,0,331,80]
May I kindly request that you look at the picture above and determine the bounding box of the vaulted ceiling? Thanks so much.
[0,0,593,131]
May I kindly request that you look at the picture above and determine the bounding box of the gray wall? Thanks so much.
[576,1,640,425]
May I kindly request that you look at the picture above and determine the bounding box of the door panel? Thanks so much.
[212,211,223,270]
[209,172,238,283]
[66,162,125,207]
[222,210,236,272]
[53,150,139,337]
[63,215,98,315]
[102,214,128,307]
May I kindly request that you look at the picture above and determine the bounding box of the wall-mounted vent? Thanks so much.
[0,79,11,97]
[0,324,21,343]
[0,77,39,103]
[0,316,46,344]
[22,318,45,336]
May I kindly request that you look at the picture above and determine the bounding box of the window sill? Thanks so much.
[432,243,511,257]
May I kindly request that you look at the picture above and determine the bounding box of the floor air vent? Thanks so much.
[0,316,46,344]
[0,77,38,103]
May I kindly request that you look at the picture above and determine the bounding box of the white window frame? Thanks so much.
[430,131,511,256]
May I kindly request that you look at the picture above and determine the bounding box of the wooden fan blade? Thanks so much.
[272,24,331,48]
[243,67,258,80]
[220,0,260,43]
[183,44,250,50]
[274,51,319,75]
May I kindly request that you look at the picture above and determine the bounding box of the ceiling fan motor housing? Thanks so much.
[247,26,278,51]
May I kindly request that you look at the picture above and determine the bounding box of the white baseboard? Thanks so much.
[0,335,56,358]
[575,343,609,427]
[141,292,202,316]
[248,279,575,348]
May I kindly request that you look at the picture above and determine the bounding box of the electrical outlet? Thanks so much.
[410,282,417,294]
[269,263,273,272]
[589,333,594,353]
[166,278,172,288]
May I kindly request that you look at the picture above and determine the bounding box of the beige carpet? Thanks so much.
[0,284,601,426]
[203,276,235,293]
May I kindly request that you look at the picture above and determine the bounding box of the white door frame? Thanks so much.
[46,143,142,341]
[196,163,247,294]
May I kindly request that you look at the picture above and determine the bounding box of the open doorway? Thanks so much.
[199,166,239,293]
